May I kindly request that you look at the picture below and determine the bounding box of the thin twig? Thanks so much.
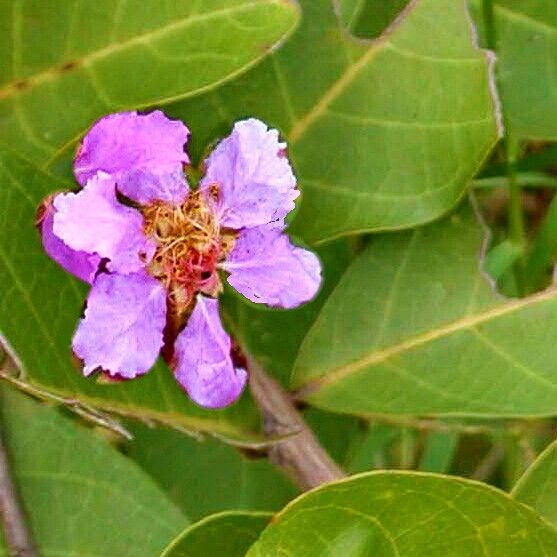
[471,442,505,481]
[0,358,132,441]
[247,357,345,491]
[0,415,38,556]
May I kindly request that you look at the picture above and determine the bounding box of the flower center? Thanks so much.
[142,189,235,315]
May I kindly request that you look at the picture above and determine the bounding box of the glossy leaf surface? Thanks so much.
[292,203,557,417]
[247,472,557,556]
[0,0,300,166]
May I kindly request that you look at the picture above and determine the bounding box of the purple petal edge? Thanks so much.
[74,110,190,204]
[40,209,100,283]
[52,173,155,275]
[200,118,299,230]
[223,225,322,309]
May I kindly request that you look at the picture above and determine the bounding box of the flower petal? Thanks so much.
[74,110,190,204]
[118,169,188,205]
[173,296,247,409]
[222,226,322,309]
[200,118,298,229]
[73,272,167,378]
[40,209,100,283]
[53,173,155,274]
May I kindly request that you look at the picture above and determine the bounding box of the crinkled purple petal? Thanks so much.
[52,173,155,275]
[222,226,322,309]
[173,296,247,409]
[74,110,190,204]
[40,209,101,283]
[200,118,298,229]
[118,168,188,205]
[73,271,167,378]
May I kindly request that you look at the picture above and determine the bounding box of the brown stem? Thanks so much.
[0,417,38,557]
[247,357,345,491]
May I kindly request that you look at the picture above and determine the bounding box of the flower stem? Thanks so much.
[247,357,345,490]
[506,137,525,248]
[482,0,526,292]
[482,0,497,51]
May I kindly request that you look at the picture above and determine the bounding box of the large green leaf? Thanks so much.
[247,472,557,556]
[161,511,270,557]
[0,387,185,557]
[489,1,557,140]
[0,0,299,166]
[126,422,297,522]
[168,0,500,244]
[0,150,261,441]
[292,201,557,417]
[513,439,557,528]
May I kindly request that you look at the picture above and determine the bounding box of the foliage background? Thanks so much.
[1,0,557,555]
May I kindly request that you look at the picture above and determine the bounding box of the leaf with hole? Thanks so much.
[167,0,500,244]
[292,201,557,418]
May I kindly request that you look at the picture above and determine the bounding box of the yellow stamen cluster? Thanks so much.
[142,189,235,317]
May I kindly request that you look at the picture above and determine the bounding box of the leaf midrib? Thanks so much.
[286,0,491,144]
[295,286,557,396]
[287,39,383,143]
[287,0,494,145]
[287,0,425,143]
[0,0,284,102]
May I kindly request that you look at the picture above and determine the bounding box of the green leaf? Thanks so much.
[0,0,300,167]
[489,1,557,140]
[161,511,270,557]
[513,439,557,528]
[0,150,261,441]
[339,0,410,38]
[126,422,297,522]
[292,201,557,417]
[247,472,557,556]
[167,0,500,244]
[0,387,186,556]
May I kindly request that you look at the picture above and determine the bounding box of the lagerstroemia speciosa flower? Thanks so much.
[38,111,322,409]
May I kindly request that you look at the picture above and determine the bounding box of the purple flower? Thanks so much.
[38,111,322,409]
